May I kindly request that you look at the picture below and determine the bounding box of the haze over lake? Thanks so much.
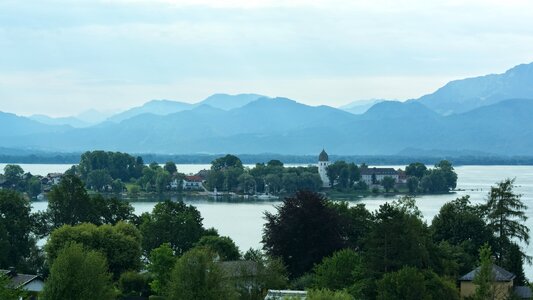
[24,164,533,278]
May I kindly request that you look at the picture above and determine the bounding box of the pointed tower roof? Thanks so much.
[318,149,329,162]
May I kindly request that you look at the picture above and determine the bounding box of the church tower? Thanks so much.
[318,149,331,187]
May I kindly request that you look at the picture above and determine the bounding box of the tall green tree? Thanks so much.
[194,235,241,261]
[312,249,367,297]
[140,200,205,255]
[0,190,37,271]
[472,243,496,300]
[2,164,24,189]
[211,154,243,171]
[485,179,529,267]
[364,199,431,276]
[263,191,343,277]
[381,176,395,192]
[431,196,493,274]
[42,243,115,300]
[405,162,427,179]
[147,243,176,295]
[166,247,238,300]
[164,161,177,174]
[46,174,93,228]
[45,222,142,278]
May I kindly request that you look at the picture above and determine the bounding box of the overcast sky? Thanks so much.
[1,0,533,117]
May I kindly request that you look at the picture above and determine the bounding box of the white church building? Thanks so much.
[318,149,331,187]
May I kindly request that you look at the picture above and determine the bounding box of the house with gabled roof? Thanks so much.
[1,268,44,299]
[459,264,532,299]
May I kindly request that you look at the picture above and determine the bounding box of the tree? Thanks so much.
[263,191,343,277]
[0,190,37,271]
[211,154,243,171]
[154,169,172,194]
[238,173,256,194]
[195,235,240,261]
[406,176,419,194]
[119,271,149,298]
[312,249,365,295]
[164,161,177,174]
[45,222,142,278]
[381,176,395,192]
[46,174,94,228]
[307,289,353,300]
[240,250,289,299]
[148,243,176,295]
[435,160,458,190]
[26,176,42,198]
[431,196,493,275]
[472,244,496,300]
[405,162,427,179]
[376,266,459,300]
[41,243,115,300]
[91,194,136,225]
[167,247,238,300]
[485,179,529,266]
[86,169,113,191]
[140,200,205,255]
[364,199,431,276]
[111,179,125,194]
[3,164,24,189]
[264,174,282,194]
[329,202,372,250]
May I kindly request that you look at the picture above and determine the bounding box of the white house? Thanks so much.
[318,149,331,188]
[182,175,204,190]
[360,167,399,185]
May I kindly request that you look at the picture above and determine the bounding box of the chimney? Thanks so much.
[8,266,17,276]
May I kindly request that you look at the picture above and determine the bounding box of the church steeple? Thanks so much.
[318,149,329,162]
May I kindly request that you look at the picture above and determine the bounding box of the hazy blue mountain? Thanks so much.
[107,99,194,123]
[339,99,388,114]
[0,111,71,137]
[3,96,533,156]
[360,101,440,120]
[29,114,89,128]
[197,93,265,110]
[77,109,116,124]
[105,94,266,124]
[416,62,533,114]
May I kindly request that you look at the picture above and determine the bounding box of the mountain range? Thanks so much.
[2,62,533,156]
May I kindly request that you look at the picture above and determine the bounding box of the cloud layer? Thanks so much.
[1,0,533,116]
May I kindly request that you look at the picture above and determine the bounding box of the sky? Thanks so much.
[1,0,533,117]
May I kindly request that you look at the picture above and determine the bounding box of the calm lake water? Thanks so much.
[9,164,533,278]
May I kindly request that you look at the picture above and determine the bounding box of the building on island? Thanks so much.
[360,166,399,185]
[318,149,331,188]
[182,175,204,190]
[459,264,532,299]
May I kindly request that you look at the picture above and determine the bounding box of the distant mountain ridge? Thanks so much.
[106,93,266,123]
[2,62,533,155]
[3,97,533,155]
[414,62,533,114]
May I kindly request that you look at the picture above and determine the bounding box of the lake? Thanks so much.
[9,163,533,278]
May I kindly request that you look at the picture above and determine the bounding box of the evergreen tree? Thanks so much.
[485,179,529,267]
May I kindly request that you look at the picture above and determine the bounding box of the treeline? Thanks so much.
[204,155,322,194]
[5,148,533,165]
[1,175,529,299]
[262,181,530,299]
[69,151,188,194]
[0,175,287,299]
